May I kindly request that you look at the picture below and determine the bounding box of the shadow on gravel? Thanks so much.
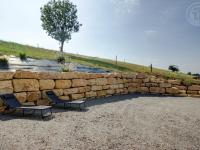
[0,112,54,121]
[0,93,175,121]
[85,93,170,107]
[0,106,88,121]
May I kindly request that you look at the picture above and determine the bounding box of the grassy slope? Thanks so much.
[0,40,199,84]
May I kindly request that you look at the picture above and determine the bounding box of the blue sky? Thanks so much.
[0,0,200,73]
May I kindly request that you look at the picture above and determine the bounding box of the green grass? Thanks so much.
[0,40,199,85]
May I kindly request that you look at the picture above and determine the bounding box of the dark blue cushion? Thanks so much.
[2,94,21,108]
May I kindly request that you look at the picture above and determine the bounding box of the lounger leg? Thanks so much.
[33,110,36,116]
[50,108,52,116]
[22,109,25,117]
[41,110,44,119]
[69,103,71,108]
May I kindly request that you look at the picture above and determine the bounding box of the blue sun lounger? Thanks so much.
[46,91,86,110]
[0,94,52,119]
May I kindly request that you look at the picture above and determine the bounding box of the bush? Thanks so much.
[0,57,9,67]
[19,52,27,61]
[57,56,65,64]
[168,65,179,72]
[60,65,69,72]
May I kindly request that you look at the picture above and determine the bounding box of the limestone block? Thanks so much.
[61,72,79,79]
[128,87,137,93]
[166,87,179,94]
[76,72,90,79]
[85,91,97,98]
[118,84,124,89]
[188,85,200,91]
[78,86,91,93]
[27,91,41,102]
[70,93,85,100]
[91,86,102,91]
[14,71,38,79]
[13,79,39,92]
[138,87,149,93]
[39,80,55,90]
[87,79,96,85]
[59,96,70,101]
[96,78,108,86]
[0,80,13,94]
[72,79,87,87]
[168,80,181,85]
[89,73,104,79]
[174,85,187,90]
[136,73,146,79]
[38,72,62,79]
[102,85,110,90]
[14,92,27,103]
[37,99,50,105]
[127,83,139,88]
[55,80,71,89]
[0,72,14,80]
[107,78,117,85]
[160,83,172,88]
[187,90,198,95]
[132,79,143,84]
[145,83,159,87]
[116,78,123,84]
[53,89,64,96]
[110,84,119,89]
[64,88,78,95]
[115,89,124,94]
[97,90,107,97]
[150,87,165,94]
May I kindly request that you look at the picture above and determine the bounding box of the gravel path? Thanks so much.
[0,94,200,150]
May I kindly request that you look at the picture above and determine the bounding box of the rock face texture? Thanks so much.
[0,71,199,112]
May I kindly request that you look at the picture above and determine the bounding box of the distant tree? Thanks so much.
[193,73,200,79]
[168,65,179,72]
[187,72,192,75]
[41,0,81,52]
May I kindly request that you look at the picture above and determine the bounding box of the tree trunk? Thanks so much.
[60,41,64,52]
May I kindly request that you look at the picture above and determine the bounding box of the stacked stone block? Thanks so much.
[0,71,199,112]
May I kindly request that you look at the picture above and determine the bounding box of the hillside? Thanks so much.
[0,40,199,84]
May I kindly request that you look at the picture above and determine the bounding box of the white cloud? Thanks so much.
[144,30,157,36]
[110,0,140,14]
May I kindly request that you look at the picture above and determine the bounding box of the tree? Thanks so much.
[168,65,179,72]
[41,0,81,52]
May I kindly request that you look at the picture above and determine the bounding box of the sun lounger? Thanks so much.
[46,91,86,109]
[0,94,52,119]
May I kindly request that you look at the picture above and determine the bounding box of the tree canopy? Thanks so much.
[41,0,81,52]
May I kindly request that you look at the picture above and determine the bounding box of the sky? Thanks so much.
[0,0,200,73]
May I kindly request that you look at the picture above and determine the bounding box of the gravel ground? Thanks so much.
[0,94,200,150]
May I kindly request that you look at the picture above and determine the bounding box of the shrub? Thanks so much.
[57,56,65,64]
[0,57,9,67]
[168,65,179,72]
[60,65,69,72]
[19,52,27,61]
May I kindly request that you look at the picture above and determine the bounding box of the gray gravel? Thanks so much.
[0,94,200,150]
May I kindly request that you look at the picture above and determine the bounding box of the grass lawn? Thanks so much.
[0,40,199,85]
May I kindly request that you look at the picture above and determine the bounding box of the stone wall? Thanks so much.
[0,71,199,111]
